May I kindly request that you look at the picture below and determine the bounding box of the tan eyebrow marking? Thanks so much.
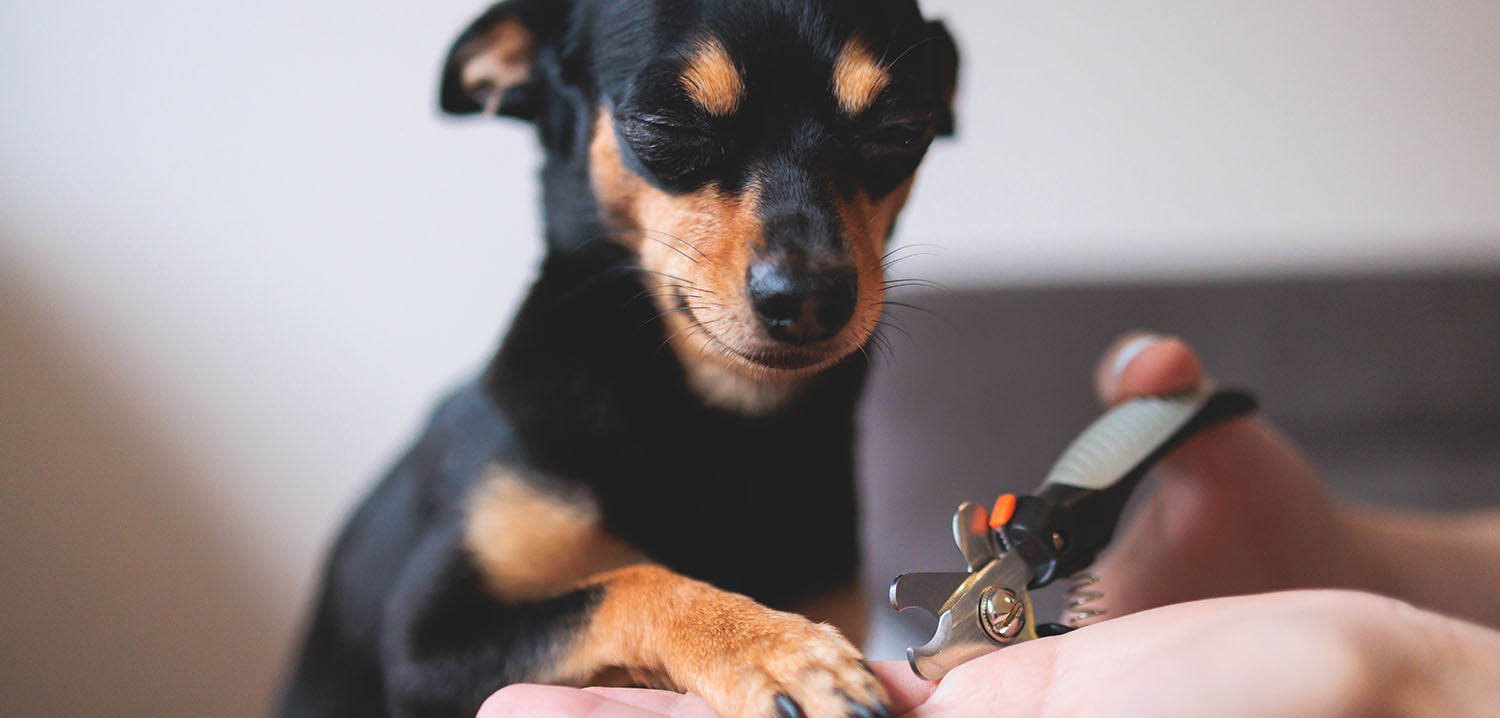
[679,36,744,116]
[832,37,891,116]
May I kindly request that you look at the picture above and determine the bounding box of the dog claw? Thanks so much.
[775,693,805,718]
[838,689,890,718]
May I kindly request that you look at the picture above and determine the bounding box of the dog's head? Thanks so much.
[442,0,957,405]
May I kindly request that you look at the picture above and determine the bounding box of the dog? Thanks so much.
[280,1,957,716]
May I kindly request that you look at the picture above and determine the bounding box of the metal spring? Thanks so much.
[1063,573,1107,626]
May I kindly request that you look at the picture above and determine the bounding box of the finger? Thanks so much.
[1094,332,1205,406]
[908,639,1056,717]
[480,684,674,718]
[865,661,938,716]
[580,688,720,717]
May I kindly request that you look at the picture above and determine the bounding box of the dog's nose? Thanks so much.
[746,259,857,345]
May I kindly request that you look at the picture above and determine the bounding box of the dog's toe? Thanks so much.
[842,692,891,718]
[697,614,890,718]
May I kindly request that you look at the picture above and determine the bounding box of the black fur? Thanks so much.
[281,1,956,715]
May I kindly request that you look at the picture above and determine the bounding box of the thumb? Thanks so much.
[1093,332,1205,405]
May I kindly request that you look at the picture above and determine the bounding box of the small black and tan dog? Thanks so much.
[281,1,957,716]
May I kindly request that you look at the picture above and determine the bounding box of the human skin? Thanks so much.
[877,590,1500,718]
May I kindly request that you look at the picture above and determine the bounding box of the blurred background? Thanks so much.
[2,0,1496,715]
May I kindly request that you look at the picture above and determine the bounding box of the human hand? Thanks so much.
[1070,332,1378,623]
[476,667,929,718]
[886,589,1500,717]
[476,664,932,717]
[480,591,1500,717]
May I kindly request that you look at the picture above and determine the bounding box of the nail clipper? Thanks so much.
[889,388,1258,680]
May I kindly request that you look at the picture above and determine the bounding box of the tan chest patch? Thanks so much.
[464,468,644,602]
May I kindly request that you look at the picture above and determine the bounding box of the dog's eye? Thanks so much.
[856,120,935,152]
[618,112,724,185]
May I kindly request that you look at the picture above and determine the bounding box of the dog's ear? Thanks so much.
[439,0,570,120]
[924,20,959,137]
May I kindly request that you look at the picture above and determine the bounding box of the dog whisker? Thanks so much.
[625,265,704,288]
[866,330,895,365]
[656,312,727,355]
[572,230,705,265]
[881,252,937,271]
[874,318,913,342]
[854,343,874,368]
[880,242,944,262]
[884,35,942,71]
[631,280,708,301]
[640,305,703,328]
[643,293,711,302]
[879,243,943,271]
[646,230,709,260]
[639,235,701,265]
[882,279,955,296]
[878,298,945,318]
[625,227,709,261]
[882,276,947,289]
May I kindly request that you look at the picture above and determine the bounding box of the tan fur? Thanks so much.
[555,565,887,717]
[680,36,745,116]
[838,177,915,327]
[680,359,809,416]
[456,20,536,114]
[464,468,644,602]
[832,37,891,116]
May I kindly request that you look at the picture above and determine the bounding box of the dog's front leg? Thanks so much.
[381,469,886,718]
[380,534,887,718]
[556,565,890,718]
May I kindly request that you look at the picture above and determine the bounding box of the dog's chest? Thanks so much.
[593,433,862,608]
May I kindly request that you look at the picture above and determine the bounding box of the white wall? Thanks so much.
[1,1,1496,715]
[905,0,1500,283]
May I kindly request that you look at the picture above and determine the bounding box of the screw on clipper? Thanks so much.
[979,586,1026,642]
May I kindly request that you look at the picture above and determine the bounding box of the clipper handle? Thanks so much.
[1001,389,1258,588]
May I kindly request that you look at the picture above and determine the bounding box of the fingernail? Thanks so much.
[1109,333,1163,387]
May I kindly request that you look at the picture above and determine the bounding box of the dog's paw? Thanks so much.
[693,608,889,718]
